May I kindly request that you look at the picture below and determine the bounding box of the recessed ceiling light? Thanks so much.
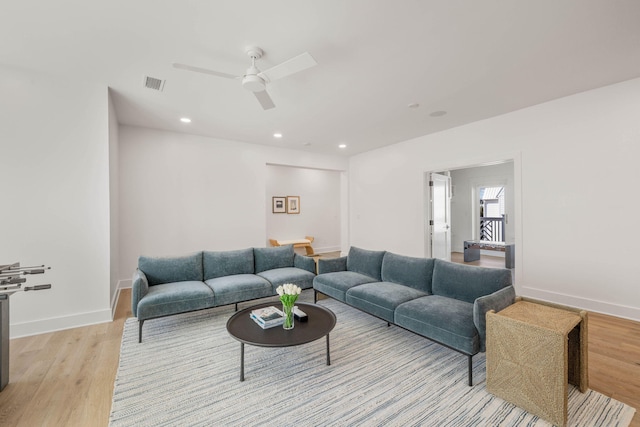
[429,110,447,117]
[180,117,191,123]
[273,133,283,138]
[338,144,347,149]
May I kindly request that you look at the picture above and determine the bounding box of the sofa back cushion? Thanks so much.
[254,245,295,273]
[347,246,386,281]
[203,248,254,280]
[431,259,512,303]
[381,252,434,293]
[138,252,203,286]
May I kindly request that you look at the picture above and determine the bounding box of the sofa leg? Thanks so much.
[235,303,238,312]
[468,355,473,386]
[138,320,144,343]
[314,290,318,304]
[387,322,391,327]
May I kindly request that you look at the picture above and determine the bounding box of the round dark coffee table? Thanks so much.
[226,301,336,381]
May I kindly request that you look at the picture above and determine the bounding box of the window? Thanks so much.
[479,187,505,242]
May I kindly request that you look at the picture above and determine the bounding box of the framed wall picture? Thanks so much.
[287,196,300,214]
[272,196,287,213]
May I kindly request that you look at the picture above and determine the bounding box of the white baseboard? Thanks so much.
[118,279,132,289]
[314,245,342,254]
[10,308,113,339]
[111,279,132,318]
[521,285,640,322]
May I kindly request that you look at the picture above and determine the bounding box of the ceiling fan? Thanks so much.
[173,47,317,110]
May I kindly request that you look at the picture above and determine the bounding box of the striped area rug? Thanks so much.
[110,294,635,426]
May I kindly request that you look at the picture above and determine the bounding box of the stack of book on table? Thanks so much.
[250,306,284,329]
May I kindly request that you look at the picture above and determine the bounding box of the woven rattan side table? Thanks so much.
[486,299,588,427]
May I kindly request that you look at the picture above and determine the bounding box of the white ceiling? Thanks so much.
[3,1,640,156]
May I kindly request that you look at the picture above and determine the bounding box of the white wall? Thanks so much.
[118,126,347,283]
[349,77,640,321]
[449,162,515,253]
[266,165,342,253]
[0,66,112,337]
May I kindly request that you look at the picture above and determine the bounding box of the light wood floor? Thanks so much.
[1,284,638,426]
[0,289,131,426]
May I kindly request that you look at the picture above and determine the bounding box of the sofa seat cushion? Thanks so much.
[394,295,480,355]
[257,267,315,290]
[204,274,272,306]
[136,281,214,321]
[346,282,428,322]
[313,271,378,302]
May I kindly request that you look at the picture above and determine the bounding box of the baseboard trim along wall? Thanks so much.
[10,308,113,339]
[111,280,133,318]
[118,279,133,289]
[521,285,640,322]
[312,246,342,254]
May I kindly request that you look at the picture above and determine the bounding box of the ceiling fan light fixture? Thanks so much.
[242,74,266,92]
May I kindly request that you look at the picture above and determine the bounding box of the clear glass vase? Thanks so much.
[282,304,295,330]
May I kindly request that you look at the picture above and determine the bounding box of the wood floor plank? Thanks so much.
[588,312,640,427]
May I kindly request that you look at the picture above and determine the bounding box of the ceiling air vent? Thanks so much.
[143,76,165,91]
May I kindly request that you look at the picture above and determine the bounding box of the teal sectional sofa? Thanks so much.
[132,245,316,342]
[313,246,515,386]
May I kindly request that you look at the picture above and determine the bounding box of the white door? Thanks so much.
[430,173,451,260]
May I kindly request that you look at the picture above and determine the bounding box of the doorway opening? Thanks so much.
[265,164,345,256]
[427,160,515,272]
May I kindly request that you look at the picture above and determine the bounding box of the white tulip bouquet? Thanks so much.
[276,283,302,329]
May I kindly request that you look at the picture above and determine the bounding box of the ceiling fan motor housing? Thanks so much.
[242,47,267,92]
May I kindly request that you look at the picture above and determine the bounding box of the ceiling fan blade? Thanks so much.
[172,63,239,79]
[253,90,275,110]
[258,52,317,82]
